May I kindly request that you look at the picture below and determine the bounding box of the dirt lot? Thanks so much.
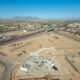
[0,32,80,80]
[0,32,80,61]
[56,56,80,80]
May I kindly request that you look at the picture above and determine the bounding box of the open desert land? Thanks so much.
[0,32,80,60]
[0,32,80,80]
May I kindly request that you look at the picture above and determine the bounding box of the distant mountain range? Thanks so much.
[0,16,44,22]
[13,16,42,20]
[0,16,80,22]
[0,18,3,20]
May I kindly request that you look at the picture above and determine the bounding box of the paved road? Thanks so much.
[0,54,17,80]
[0,30,45,45]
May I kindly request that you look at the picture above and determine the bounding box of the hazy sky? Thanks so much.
[0,0,80,19]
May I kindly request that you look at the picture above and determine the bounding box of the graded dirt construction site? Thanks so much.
[0,32,80,80]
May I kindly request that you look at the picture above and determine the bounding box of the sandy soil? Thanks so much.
[0,32,80,61]
[0,32,79,80]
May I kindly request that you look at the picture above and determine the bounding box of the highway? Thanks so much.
[0,30,45,45]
